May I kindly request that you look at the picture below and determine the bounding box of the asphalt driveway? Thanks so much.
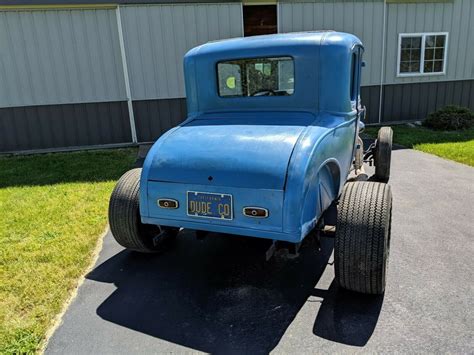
[46,148,474,354]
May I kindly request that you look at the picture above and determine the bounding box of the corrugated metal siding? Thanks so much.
[133,98,187,142]
[121,3,243,100]
[361,85,381,124]
[385,0,474,84]
[0,9,126,108]
[279,0,474,86]
[278,1,385,86]
[381,79,474,122]
[0,101,131,152]
[0,0,241,5]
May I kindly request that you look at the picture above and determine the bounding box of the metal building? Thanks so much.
[0,0,473,153]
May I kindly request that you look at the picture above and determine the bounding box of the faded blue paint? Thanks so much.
[145,112,315,190]
[140,32,364,243]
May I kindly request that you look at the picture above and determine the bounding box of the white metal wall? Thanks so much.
[0,9,126,108]
[121,3,243,100]
[1,1,471,107]
[278,1,385,86]
[279,0,474,87]
[385,0,474,85]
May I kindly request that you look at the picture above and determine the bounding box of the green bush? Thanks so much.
[423,105,474,131]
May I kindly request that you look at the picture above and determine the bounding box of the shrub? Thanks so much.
[423,105,474,131]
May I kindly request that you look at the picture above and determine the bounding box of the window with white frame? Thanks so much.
[398,33,448,76]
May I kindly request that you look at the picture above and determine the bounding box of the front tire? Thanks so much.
[108,168,178,253]
[374,127,393,183]
[334,181,392,295]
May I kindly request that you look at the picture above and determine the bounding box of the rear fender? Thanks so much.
[140,126,181,219]
[300,160,341,237]
[283,115,356,239]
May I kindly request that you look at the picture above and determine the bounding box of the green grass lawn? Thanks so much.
[0,148,136,354]
[365,125,474,167]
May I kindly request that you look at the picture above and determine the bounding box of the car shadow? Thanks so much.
[312,282,384,346]
[87,232,383,352]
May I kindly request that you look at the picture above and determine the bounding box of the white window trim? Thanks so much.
[397,32,449,77]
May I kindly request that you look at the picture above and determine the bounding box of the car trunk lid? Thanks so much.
[145,113,314,190]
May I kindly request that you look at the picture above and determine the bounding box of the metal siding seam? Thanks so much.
[145,100,153,142]
[30,12,49,103]
[84,12,100,99]
[159,6,172,98]
[9,107,22,149]
[136,7,148,98]
[458,0,469,78]
[378,0,386,123]
[152,100,161,141]
[116,6,137,143]
[146,7,160,97]
[470,0,474,78]
[0,13,15,105]
[108,9,125,99]
[470,81,474,108]
[153,6,166,98]
[276,0,280,33]
[65,11,82,100]
[171,5,183,96]
[215,4,220,39]
[94,11,109,100]
[414,82,422,119]
[61,11,77,100]
[16,12,36,105]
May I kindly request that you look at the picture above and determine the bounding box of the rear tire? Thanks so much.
[334,181,392,295]
[108,168,178,253]
[374,127,393,183]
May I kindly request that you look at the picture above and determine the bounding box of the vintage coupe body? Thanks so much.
[109,32,394,295]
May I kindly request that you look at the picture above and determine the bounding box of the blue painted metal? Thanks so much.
[140,31,365,243]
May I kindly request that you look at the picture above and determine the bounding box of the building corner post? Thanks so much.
[378,0,387,125]
[116,6,137,144]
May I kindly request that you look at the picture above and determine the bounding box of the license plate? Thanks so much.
[187,191,233,220]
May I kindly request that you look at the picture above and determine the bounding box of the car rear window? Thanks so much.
[217,57,294,97]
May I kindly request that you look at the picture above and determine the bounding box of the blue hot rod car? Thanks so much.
[109,32,393,295]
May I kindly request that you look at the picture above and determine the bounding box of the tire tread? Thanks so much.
[375,127,393,183]
[109,168,160,253]
[335,181,392,294]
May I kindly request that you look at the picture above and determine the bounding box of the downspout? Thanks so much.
[378,0,387,124]
[116,6,137,144]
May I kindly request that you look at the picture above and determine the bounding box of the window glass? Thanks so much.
[350,53,357,100]
[423,34,446,74]
[217,57,294,97]
[400,37,422,74]
[217,63,242,97]
[399,33,447,75]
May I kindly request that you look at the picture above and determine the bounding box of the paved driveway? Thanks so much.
[46,148,474,354]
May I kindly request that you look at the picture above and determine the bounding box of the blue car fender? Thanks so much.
[139,125,182,219]
[283,116,357,240]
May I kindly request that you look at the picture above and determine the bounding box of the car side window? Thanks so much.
[350,53,357,102]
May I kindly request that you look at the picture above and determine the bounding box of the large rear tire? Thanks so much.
[109,168,178,253]
[374,127,393,183]
[335,181,392,295]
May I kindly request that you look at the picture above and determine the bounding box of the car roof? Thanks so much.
[183,31,364,116]
[186,31,362,58]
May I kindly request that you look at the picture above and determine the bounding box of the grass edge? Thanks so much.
[38,225,109,354]
[409,145,474,168]
[363,126,474,167]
